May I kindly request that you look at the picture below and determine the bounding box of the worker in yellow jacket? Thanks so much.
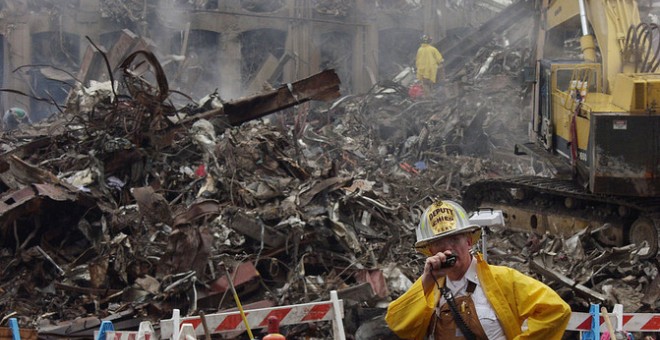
[415,35,444,97]
[385,200,571,340]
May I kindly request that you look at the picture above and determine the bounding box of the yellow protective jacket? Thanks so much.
[415,43,444,83]
[385,253,571,340]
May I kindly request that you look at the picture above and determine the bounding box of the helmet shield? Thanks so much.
[414,200,481,256]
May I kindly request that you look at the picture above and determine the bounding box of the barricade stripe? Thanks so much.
[105,331,155,340]
[302,304,331,322]
[642,315,660,330]
[575,317,592,331]
[566,312,593,331]
[259,308,292,327]
[567,313,660,332]
[623,315,633,326]
[104,332,136,340]
[621,314,660,331]
[623,315,645,330]
[216,313,248,331]
[181,319,202,334]
[246,310,270,329]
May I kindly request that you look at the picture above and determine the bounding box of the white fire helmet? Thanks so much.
[414,200,482,256]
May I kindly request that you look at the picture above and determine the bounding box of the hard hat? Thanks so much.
[421,34,432,44]
[414,200,482,256]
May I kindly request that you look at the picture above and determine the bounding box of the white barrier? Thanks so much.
[566,303,660,336]
[92,291,345,340]
[95,321,157,340]
[93,296,658,339]
[160,290,345,340]
[176,324,195,340]
[93,290,345,340]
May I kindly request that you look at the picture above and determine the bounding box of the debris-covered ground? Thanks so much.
[0,24,658,340]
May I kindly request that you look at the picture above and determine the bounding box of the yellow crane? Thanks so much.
[464,0,660,257]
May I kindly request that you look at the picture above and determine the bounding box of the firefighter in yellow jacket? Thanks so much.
[385,200,571,340]
[415,35,444,97]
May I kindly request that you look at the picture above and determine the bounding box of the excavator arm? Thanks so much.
[542,0,641,92]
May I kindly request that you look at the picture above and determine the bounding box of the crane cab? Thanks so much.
[531,59,660,196]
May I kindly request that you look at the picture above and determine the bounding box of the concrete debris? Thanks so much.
[0,24,657,340]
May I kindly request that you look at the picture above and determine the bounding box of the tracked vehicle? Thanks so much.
[463,0,660,257]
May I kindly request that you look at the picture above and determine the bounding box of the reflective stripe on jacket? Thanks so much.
[415,43,444,83]
[385,253,571,340]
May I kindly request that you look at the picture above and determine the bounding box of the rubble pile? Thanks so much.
[0,31,658,340]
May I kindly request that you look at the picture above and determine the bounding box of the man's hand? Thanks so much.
[421,251,454,293]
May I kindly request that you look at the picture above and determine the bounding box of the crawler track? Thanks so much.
[462,176,660,258]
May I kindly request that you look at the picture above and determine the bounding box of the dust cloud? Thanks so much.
[9,0,536,129]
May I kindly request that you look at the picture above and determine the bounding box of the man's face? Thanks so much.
[427,233,471,259]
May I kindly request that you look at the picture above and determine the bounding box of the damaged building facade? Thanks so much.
[0,0,505,121]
